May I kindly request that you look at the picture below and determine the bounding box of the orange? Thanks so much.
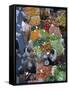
[31,29,40,41]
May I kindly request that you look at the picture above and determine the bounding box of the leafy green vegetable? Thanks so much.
[40,29,50,38]
[54,65,66,81]
[50,40,64,56]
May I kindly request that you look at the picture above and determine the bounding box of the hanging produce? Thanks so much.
[23,7,40,16]
[29,16,40,26]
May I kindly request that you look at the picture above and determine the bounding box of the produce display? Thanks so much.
[16,7,67,84]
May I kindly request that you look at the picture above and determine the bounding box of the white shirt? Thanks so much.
[21,21,30,32]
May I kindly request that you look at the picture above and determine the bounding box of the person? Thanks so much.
[21,18,31,45]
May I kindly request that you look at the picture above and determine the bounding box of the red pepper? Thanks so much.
[44,24,50,32]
